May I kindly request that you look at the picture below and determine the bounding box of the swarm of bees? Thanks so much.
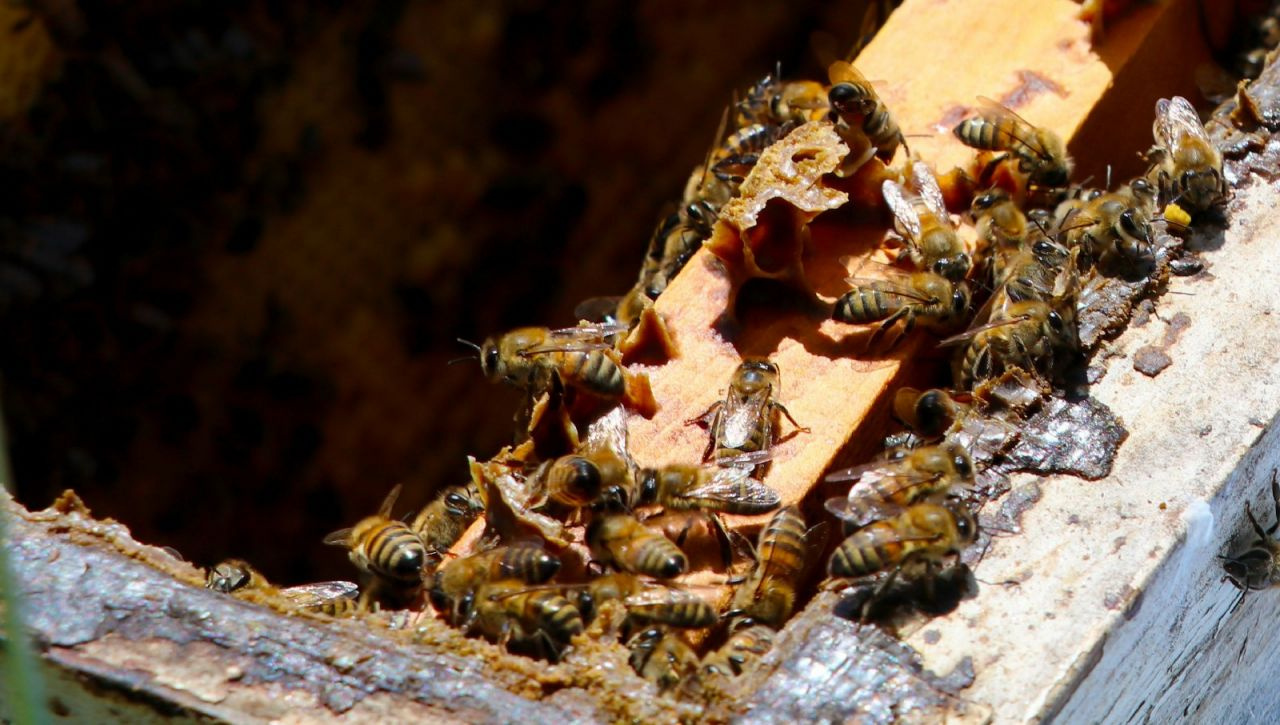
[202,39,1228,699]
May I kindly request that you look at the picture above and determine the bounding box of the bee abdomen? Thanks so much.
[535,592,584,639]
[501,546,562,583]
[829,529,897,578]
[368,524,427,581]
[567,351,625,397]
[637,538,688,579]
[954,118,1003,150]
[833,286,894,324]
[548,456,601,507]
[630,599,717,629]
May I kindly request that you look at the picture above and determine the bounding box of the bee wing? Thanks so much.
[519,339,615,356]
[281,581,359,608]
[824,458,906,484]
[936,312,1033,348]
[1155,95,1211,148]
[717,388,771,450]
[910,163,948,219]
[574,296,624,324]
[882,180,922,241]
[622,584,707,609]
[322,527,353,547]
[827,59,869,86]
[716,449,776,468]
[823,495,902,528]
[684,467,781,510]
[377,484,403,518]
[974,96,1058,159]
[842,276,936,304]
[585,404,632,464]
[975,96,1032,126]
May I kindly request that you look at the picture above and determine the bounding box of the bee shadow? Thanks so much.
[831,563,978,623]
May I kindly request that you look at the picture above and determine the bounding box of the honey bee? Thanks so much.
[1221,472,1280,594]
[428,542,562,624]
[206,559,359,616]
[700,623,776,677]
[1056,184,1155,270]
[971,188,1028,257]
[726,505,807,629]
[824,441,974,529]
[626,626,698,691]
[466,578,584,662]
[323,485,428,603]
[689,359,807,467]
[828,501,978,585]
[827,60,905,165]
[576,573,717,630]
[891,387,971,439]
[709,123,789,187]
[635,463,781,516]
[941,298,1077,387]
[475,323,630,401]
[587,512,688,579]
[953,97,1072,192]
[533,447,633,511]
[638,210,704,300]
[410,482,485,558]
[834,267,972,349]
[734,66,829,129]
[1147,95,1227,215]
[995,229,1074,303]
[882,163,971,282]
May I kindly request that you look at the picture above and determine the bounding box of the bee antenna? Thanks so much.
[456,338,482,352]
[447,355,476,366]
[1105,164,1112,191]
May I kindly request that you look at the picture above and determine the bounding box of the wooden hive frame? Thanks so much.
[6,0,1280,721]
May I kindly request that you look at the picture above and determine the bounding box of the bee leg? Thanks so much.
[772,402,810,434]
[1269,470,1280,536]
[686,403,722,462]
[707,512,735,568]
[866,307,909,352]
[1246,503,1269,543]
[978,153,1009,187]
[859,567,901,622]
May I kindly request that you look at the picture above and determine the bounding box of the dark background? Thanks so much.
[0,0,878,582]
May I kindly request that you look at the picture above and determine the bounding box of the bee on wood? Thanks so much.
[883,163,971,282]
[206,559,359,616]
[827,60,905,166]
[954,97,1073,193]
[1147,95,1227,216]
[574,573,717,631]
[726,505,808,629]
[825,441,974,530]
[587,512,688,579]
[626,626,699,691]
[700,622,776,677]
[635,463,782,516]
[941,297,1078,387]
[1222,472,1280,594]
[688,359,807,468]
[833,265,972,350]
[323,485,428,607]
[410,482,484,559]
[428,542,562,624]
[827,501,978,611]
[466,578,584,662]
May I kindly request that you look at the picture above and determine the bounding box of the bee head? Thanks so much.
[933,253,971,282]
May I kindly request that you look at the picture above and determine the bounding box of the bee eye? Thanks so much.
[955,514,973,539]
[954,454,972,478]
[828,84,853,103]
[483,345,499,375]
[445,493,467,512]
[1048,311,1064,331]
